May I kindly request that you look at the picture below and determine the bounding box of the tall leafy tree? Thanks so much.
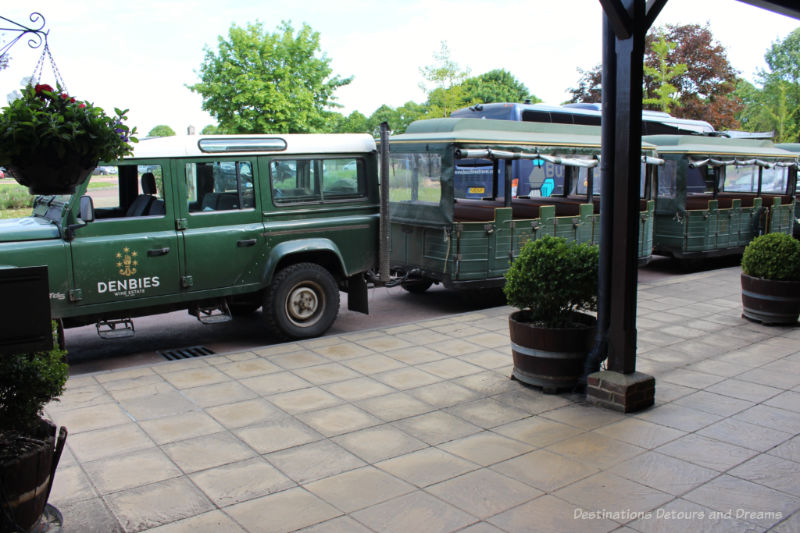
[654,24,741,129]
[189,21,351,134]
[147,125,176,137]
[393,101,426,132]
[642,34,687,112]
[419,41,471,118]
[737,80,800,141]
[763,27,800,89]
[366,101,425,135]
[568,23,742,129]
[331,111,369,133]
[738,28,800,142]
[461,69,539,104]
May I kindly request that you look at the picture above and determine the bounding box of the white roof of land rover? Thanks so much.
[128,134,377,159]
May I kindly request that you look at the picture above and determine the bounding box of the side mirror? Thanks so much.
[65,196,94,241]
[79,195,95,223]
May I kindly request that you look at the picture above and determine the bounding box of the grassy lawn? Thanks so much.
[0,181,111,220]
[0,208,31,219]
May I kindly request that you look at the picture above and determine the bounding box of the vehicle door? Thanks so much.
[176,158,265,293]
[265,155,377,276]
[68,163,182,305]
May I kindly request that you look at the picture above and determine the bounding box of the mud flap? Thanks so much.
[346,274,369,314]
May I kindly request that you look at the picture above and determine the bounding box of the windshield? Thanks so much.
[32,195,71,223]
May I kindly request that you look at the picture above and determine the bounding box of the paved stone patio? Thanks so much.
[46,265,800,532]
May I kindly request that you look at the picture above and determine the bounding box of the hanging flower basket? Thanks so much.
[0,84,137,194]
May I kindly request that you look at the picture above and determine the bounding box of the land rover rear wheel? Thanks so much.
[264,263,340,339]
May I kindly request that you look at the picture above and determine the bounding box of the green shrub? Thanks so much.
[741,232,800,281]
[504,235,599,327]
[0,322,68,434]
[0,184,34,210]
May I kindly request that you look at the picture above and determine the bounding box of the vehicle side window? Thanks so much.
[388,153,442,204]
[85,164,166,219]
[657,160,677,199]
[271,157,364,204]
[761,166,789,194]
[576,167,598,196]
[186,161,254,213]
[723,165,759,193]
[454,158,494,199]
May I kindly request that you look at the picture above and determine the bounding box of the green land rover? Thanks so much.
[0,134,380,341]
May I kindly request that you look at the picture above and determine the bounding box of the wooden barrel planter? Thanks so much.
[0,419,67,533]
[509,311,596,393]
[741,273,800,325]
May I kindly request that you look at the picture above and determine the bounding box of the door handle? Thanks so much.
[147,247,170,256]
[237,239,257,247]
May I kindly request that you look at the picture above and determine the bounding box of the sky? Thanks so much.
[1,0,798,136]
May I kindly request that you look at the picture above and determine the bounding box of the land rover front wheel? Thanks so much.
[264,263,340,339]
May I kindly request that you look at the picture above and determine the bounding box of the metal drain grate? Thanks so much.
[157,345,215,361]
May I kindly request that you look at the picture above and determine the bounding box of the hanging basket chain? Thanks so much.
[30,42,67,93]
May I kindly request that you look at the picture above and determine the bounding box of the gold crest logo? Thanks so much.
[116,247,138,277]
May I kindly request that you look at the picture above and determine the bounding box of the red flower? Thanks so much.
[60,93,69,100]
[34,84,54,97]
[78,103,86,109]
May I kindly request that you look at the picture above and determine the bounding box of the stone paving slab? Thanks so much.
[46,265,800,532]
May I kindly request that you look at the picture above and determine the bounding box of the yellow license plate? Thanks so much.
[468,187,485,194]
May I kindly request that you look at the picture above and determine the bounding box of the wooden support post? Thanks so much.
[589,0,668,412]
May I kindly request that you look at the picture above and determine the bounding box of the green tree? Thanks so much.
[201,124,220,134]
[394,101,426,131]
[461,69,538,104]
[189,21,351,134]
[642,34,687,112]
[366,105,400,134]
[332,111,369,133]
[739,28,800,142]
[419,41,471,118]
[365,101,425,135]
[764,27,800,89]
[147,124,176,137]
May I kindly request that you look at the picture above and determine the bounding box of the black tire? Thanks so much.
[228,301,262,317]
[264,263,340,339]
[400,279,433,294]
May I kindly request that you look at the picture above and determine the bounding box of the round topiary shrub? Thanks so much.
[0,322,68,435]
[504,235,598,327]
[741,233,800,281]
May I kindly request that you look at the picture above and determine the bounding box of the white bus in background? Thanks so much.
[451,102,716,135]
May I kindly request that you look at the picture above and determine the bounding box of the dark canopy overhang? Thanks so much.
[737,0,800,19]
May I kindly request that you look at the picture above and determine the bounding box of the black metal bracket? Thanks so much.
[0,12,49,59]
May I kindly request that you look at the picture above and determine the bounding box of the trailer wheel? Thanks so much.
[264,263,340,339]
[400,279,433,294]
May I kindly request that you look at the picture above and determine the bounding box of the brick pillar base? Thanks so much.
[586,371,655,413]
